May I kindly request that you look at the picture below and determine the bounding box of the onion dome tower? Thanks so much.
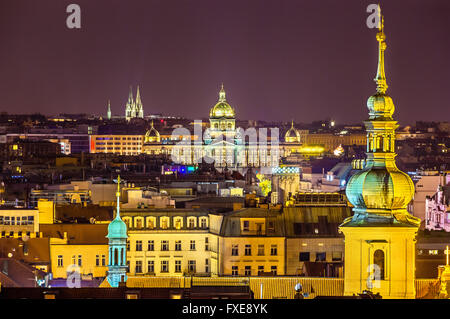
[340,7,419,299]
[106,176,128,288]
[285,120,301,143]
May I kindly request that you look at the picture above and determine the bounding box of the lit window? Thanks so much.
[231,244,239,256]
[57,255,63,267]
[161,260,169,273]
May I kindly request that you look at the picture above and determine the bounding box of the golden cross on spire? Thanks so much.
[116,175,121,197]
[374,4,388,94]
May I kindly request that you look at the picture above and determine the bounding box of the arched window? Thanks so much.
[114,248,119,266]
[373,249,385,280]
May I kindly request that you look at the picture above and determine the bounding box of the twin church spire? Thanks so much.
[125,86,144,121]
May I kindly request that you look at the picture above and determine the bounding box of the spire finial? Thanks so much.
[219,83,226,102]
[374,5,388,94]
[116,175,121,197]
[291,120,294,128]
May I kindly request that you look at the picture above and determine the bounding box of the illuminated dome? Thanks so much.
[209,84,235,119]
[107,216,128,239]
[367,93,394,119]
[346,165,414,212]
[144,120,160,143]
[285,121,301,143]
[342,11,419,227]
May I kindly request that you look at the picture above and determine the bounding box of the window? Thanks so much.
[270,245,278,256]
[231,245,239,256]
[374,249,385,280]
[190,240,196,251]
[136,219,143,229]
[175,240,182,251]
[188,260,196,273]
[243,220,249,231]
[147,260,154,273]
[188,218,195,229]
[299,252,310,262]
[244,266,251,276]
[200,218,207,229]
[161,218,169,229]
[232,266,238,276]
[258,266,264,275]
[161,241,169,251]
[175,260,182,273]
[136,240,142,251]
[101,255,106,266]
[258,245,265,256]
[271,266,277,275]
[244,245,251,256]
[205,259,209,273]
[78,255,82,267]
[174,218,182,229]
[147,218,155,229]
[96,255,100,266]
[161,260,169,273]
[135,260,142,273]
[148,240,154,251]
[127,240,130,251]
[205,238,209,251]
[72,255,76,265]
[332,251,342,261]
[57,255,63,267]
[315,252,326,262]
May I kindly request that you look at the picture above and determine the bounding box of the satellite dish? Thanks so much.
[294,283,303,292]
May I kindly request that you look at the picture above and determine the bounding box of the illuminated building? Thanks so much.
[340,9,420,298]
[106,176,128,287]
[0,208,40,234]
[107,100,111,120]
[209,208,285,276]
[271,166,300,204]
[125,86,144,121]
[40,224,109,280]
[425,183,450,232]
[284,193,351,277]
[90,134,144,155]
[122,208,212,277]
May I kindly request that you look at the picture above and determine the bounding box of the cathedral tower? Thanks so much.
[106,176,128,287]
[340,7,420,299]
[125,86,135,121]
[107,100,111,120]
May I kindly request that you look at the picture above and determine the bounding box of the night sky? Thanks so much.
[0,0,449,124]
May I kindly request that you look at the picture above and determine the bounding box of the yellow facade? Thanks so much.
[50,237,108,279]
[90,135,143,155]
[216,236,285,276]
[341,227,417,298]
[37,199,54,224]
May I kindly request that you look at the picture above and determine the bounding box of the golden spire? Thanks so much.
[219,83,226,102]
[116,175,121,198]
[375,5,388,94]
